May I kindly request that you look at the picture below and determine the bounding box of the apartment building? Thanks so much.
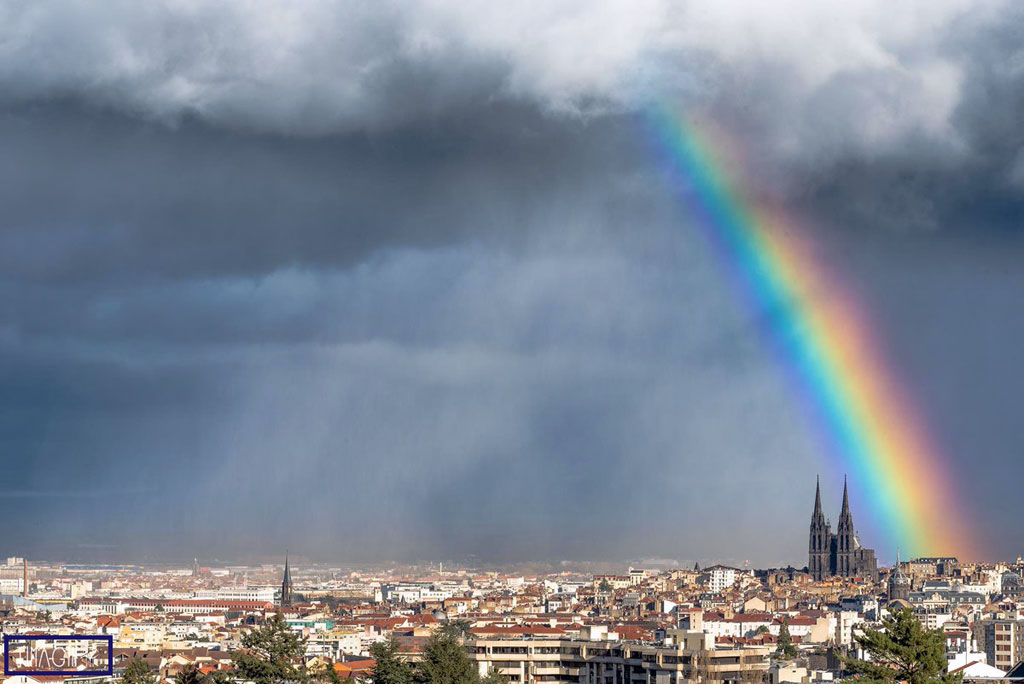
[194,587,277,603]
[975,618,1024,671]
[703,567,738,594]
[76,598,273,615]
[470,629,770,684]
[594,576,633,592]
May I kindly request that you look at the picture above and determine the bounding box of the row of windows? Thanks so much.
[479,647,589,656]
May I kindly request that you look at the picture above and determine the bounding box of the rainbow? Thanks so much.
[648,105,974,560]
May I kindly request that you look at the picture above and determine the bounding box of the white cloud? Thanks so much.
[0,0,1007,157]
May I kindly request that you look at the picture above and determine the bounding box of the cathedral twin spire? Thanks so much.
[808,476,878,580]
[813,475,852,527]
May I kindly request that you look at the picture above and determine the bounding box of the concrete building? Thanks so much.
[194,587,276,603]
[834,611,860,647]
[975,618,1024,672]
[75,598,273,615]
[470,631,770,684]
[703,567,738,593]
[908,558,960,578]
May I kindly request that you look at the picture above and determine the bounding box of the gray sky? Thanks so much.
[1,0,1022,566]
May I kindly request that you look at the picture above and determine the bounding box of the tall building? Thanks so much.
[808,477,878,581]
[280,553,293,607]
[975,618,1024,671]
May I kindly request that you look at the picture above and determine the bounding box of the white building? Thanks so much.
[948,652,1005,679]
[704,566,738,593]
[834,611,860,646]
[0,577,24,594]
[194,587,276,603]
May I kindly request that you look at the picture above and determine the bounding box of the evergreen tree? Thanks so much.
[438,620,472,641]
[777,620,797,659]
[233,612,309,684]
[416,631,477,684]
[478,668,505,684]
[204,671,234,684]
[174,663,205,684]
[369,639,414,684]
[843,609,960,684]
[123,659,158,684]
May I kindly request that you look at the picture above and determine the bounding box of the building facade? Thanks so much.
[975,618,1024,672]
[808,478,878,581]
[471,631,770,684]
[703,566,738,593]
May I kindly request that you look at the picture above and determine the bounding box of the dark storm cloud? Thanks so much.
[1,0,1022,564]
[792,6,1024,235]
[2,1,1020,249]
[0,101,659,283]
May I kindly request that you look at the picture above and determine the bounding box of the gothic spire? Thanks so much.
[281,551,292,607]
[840,475,851,518]
[812,475,825,524]
[837,475,855,539]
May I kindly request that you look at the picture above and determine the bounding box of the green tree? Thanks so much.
[369,639,414,684]
[233,612,308,684]
[438,620,472,641]
[204,671,235,684]
[598,580,612,593]
[478,668,505,684]
[123,659,158,684]
[174,663,205,684]
[754,625,770,636]
[313,661,346,684]
[843,609,960,684]
[415,631,477,684]
[777,620,797,659]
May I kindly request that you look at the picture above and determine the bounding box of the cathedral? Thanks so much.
[808,477,878,581]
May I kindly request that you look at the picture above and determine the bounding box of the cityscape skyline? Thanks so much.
[1,546,1020,684]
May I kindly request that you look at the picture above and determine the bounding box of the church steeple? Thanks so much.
[839,476,852,523]
[812,476,825,524]
[281,552,293,607]
[836,476,856,575]
[838,477,854,534]
[808,476,830,581]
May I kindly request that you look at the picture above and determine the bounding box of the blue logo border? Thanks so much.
[4,635,114,676]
